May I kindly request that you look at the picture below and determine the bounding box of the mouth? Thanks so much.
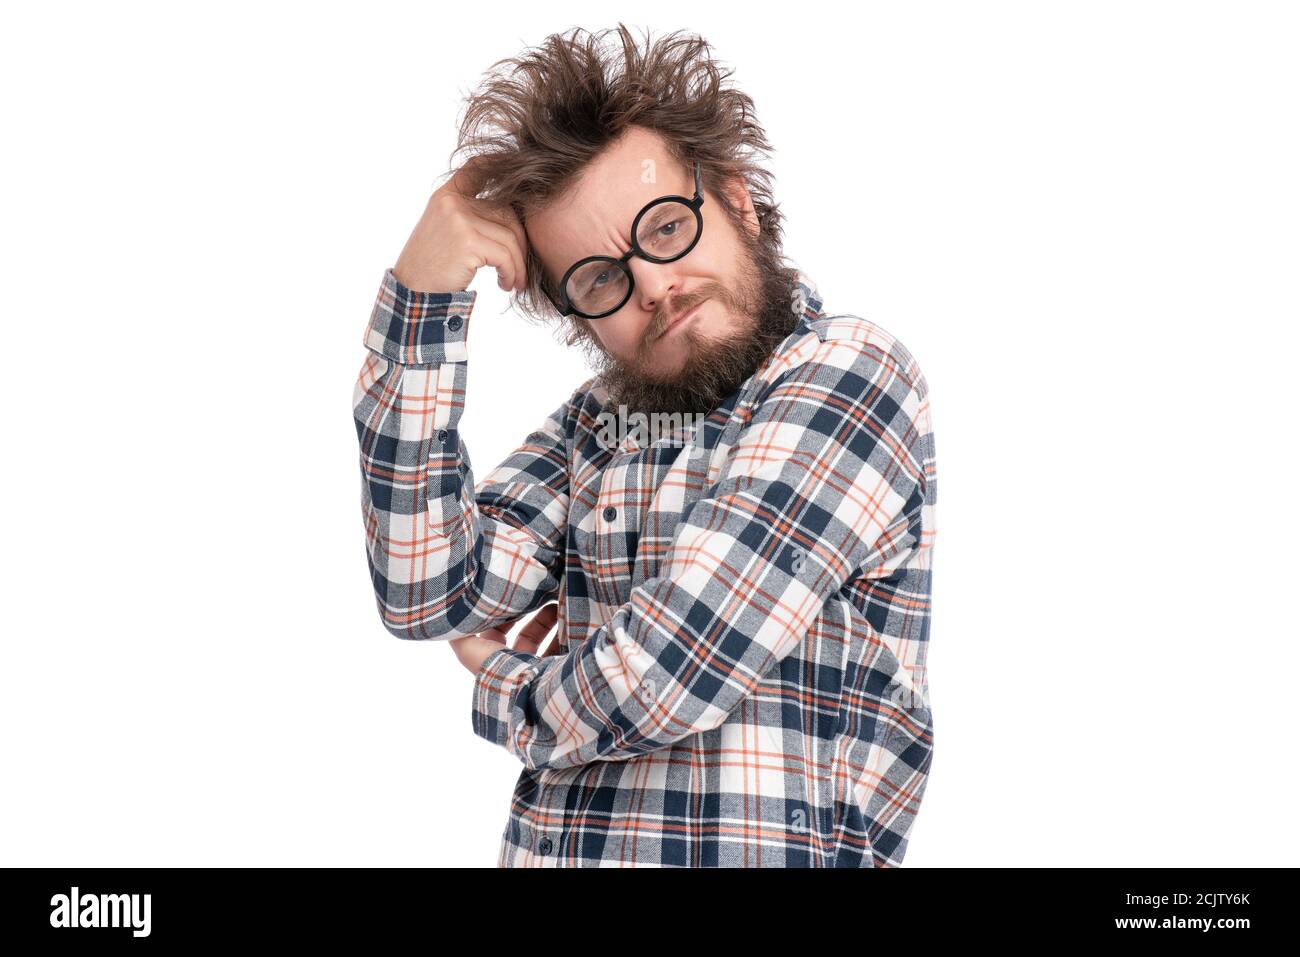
[655,299,707,340]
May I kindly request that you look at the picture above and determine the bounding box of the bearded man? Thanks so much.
[351,24,938,868]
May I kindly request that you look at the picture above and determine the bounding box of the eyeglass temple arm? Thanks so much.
[540,278,571,316]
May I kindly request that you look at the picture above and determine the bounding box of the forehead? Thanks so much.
[527,128,692,276]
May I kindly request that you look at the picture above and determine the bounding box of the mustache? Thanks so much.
[644,290,717,345]
[601,263,802,417]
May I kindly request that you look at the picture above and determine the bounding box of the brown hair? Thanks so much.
[447,24,791,349]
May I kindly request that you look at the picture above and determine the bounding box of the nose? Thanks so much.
[627,256,681,314]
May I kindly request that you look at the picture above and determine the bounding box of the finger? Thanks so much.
[465,231,520,291]
[470,216,527,292]
[474,201,530,290]
[522,603,559,637]
[490,617,529,639]
[512,606,558,655]
[512,603,559,655]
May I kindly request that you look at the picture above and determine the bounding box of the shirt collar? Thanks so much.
[792,268,824,321]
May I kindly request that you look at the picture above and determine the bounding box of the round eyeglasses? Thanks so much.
[539,160,705,320]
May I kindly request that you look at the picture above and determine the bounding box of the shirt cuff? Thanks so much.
[363,267,476,365]
[471,646,542,751]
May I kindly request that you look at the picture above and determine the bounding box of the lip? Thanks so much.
[656,299,707,339]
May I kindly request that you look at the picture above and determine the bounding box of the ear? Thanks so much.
[719,173,760,238]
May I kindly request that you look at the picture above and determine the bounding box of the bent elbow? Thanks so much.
[372,597,459,642]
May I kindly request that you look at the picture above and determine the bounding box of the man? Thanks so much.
[351,25,938,867]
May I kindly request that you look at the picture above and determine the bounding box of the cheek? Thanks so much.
[692,218,735,268]
[593,318,642,355]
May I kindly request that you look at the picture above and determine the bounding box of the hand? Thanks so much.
[392,155,530,295]
[449,603,564,677]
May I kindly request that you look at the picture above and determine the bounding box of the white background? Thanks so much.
[1,1,1296,867]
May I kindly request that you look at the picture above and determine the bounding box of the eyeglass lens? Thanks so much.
[564,199,699,316]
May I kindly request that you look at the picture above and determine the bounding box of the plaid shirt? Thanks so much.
[352,265,938,867]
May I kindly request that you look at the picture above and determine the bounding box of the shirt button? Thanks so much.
[537,835,553,855]
[447,315,463,331]
[602,506,617,522]
[436,429,448,442]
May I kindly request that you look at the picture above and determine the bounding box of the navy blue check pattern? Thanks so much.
[352,266,938,867]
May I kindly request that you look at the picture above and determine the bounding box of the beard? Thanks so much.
[589,228,803,418]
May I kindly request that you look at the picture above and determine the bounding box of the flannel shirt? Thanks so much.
[352,265,938,867]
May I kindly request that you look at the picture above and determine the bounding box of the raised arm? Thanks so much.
[351,160,570,641]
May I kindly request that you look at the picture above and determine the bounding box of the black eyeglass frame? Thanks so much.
[538,160,705,320]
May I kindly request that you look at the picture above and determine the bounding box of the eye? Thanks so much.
[580,268,613,296]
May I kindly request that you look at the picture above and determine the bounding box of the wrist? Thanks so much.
[365,268,475,366]
[454,636,506,675]
[392,264,466,294]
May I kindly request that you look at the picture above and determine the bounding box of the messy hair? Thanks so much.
[446,24,791,350]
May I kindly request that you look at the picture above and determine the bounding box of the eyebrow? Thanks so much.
[573,175,693,264]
